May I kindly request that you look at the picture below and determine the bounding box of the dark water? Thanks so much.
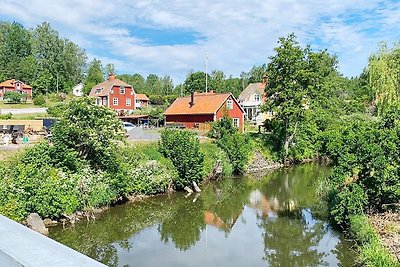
[49,164,356,266]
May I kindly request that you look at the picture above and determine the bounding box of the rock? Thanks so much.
[184,186,193,193]
[43,218,58,227]
[193,193,201,203]
[192,181,201,193]
[208,160,223,180]
[26,213,49,235]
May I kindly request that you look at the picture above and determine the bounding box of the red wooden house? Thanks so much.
[0,79,33,101]
[164,92,245,132]
[89,74,148,112]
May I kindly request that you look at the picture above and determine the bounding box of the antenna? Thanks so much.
[205,49,208,94]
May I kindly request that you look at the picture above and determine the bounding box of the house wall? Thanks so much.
[108,85,135,111]
[216,96,244,132]
[165,114,214,128]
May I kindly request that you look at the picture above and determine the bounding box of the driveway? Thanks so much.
[127,127,160,141]
[0,108,47,114]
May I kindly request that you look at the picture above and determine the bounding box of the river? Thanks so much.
[49,164,356,266]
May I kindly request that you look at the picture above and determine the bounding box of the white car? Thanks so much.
[123,122,136,132]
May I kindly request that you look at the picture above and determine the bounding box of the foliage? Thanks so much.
[200,142,233,178]
[349,215,398,266]
[208,116,237,139]
[33,94,46,106]
[0,113,12,119]
[83,59,104,95]
[3,91,27,103]
[158,129,204,189]
[51,97,124,170]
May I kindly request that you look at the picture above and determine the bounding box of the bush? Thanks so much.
[201,142,233,178]
[159,129,204,189]
[0,113,12,119]
[3,91,27,103]
[216,132,251,174]
[33,95,46,106]
[208,116,237,139]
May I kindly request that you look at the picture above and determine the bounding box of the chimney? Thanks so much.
[190,91,195,107]
[108,74,116,81]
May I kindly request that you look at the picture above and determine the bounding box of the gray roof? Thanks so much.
[238,83,265,101]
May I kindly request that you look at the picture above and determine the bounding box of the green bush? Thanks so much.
[208,116,237,139]
[216,132,251,174]
[0,113,12,119]
[33,95,46,106]
[201,142,233,178]
[3,91,27,103]
[159,129,204,189]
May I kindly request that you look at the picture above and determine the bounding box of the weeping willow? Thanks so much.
[368,42,400,113]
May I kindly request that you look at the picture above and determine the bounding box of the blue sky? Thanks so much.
[1,0,399,84]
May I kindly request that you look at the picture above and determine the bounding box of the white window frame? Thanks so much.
[226,99,233,110]
[233,118,239,128]
[126,98,131,106]
[254,94,260,102]
[113,97,118,106]
[120,86,125,94]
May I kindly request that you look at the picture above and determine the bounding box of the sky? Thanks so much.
[1,0,400,84]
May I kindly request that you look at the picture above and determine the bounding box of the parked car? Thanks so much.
[123,122,136,132]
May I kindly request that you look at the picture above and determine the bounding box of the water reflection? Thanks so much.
[49,164,355,266]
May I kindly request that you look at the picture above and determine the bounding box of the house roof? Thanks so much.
[0,79,32,89]
[238,83,265,101]
[89,75,133,97]
[136,94,149,101]
[164,92,241,115]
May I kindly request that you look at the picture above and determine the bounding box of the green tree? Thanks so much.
[51,97,124,170]
[83,59,104,95]
[104,63,115,76]
[183,71,210,94]
[3,91,27,103]
[158,129,204,189]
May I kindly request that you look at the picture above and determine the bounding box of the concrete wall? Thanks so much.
[0,215,106,267]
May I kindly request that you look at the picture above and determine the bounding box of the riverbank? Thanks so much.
[349,215,399,266]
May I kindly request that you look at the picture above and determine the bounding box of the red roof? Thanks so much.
[136,94,149,101]
[164,92,242,115]
[0,79,32,89]
[89,75,133,97]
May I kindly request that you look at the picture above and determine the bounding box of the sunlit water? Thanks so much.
[49,164,356,266]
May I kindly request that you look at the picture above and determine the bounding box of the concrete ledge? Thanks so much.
[0,215,106,267]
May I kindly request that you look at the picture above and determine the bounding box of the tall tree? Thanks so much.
[183,71,210,94]
[83,59,104,95]
[104,63,115,76]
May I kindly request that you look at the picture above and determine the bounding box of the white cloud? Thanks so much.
[1,0,399,83]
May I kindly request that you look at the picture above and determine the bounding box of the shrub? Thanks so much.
[0,113,12,119]
[216,132,251,174]
[33,95,46,106]
[201,142,233,178]
[159,129,204,189]
[3,91,27,103]
[208,116,237,139]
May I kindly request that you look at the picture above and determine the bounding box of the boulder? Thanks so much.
[184,186,193,193]
[26,213,49,235]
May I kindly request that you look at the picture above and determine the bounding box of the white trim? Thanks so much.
[113,97,118,106]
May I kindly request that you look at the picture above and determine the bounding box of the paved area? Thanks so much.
[127,127,160,141]
[0,108,47,115]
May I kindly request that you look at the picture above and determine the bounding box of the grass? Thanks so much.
[349,215,398,266]
[0,102,36,109]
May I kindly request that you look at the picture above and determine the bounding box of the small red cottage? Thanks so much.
[135,94,149,108]
[89,74,144,112]
[164,92,244,132]
[0,79,33,101]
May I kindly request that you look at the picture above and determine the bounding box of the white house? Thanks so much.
[72,83,83,97]
[238,83,271,125]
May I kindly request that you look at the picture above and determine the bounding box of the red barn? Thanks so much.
[0,79,33,101]
[164,92,244,132]
[89,74,147,113]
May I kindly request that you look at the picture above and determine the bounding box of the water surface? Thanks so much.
[49,164,356,266]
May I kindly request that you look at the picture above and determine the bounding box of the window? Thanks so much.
[254,94,260,102]
[95,88,102,94]
[113,97,118,106]
[126,98,131,106]
[102,97,107,106]
[120,86,125,94]
[233,118,239,128]
[110,89,114,94]
[226,99,233,110]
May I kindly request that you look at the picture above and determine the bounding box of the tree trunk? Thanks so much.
[284,121,298,157]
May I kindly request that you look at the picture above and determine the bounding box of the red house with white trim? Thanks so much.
[0,79,33,101]
[164,92,245,132]
[89,74,148,112]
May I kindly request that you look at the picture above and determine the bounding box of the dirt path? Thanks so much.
[369,211,400,262]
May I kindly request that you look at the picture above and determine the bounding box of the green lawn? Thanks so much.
[0,102,36,109]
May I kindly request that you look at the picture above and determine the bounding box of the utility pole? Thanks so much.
[205,49,208,94]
